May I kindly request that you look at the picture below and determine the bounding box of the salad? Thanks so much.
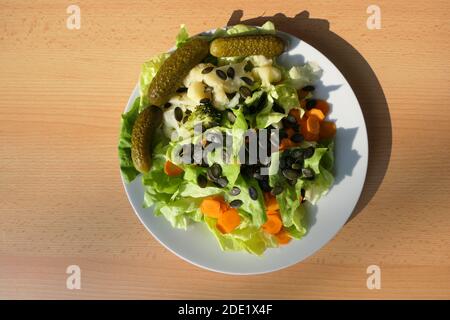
[118,22,336,255]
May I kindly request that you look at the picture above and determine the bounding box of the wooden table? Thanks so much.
[1,0,449,299]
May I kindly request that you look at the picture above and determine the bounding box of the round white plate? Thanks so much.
[121,29,368,275]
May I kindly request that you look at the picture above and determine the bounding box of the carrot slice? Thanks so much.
[262,214,283,234]
[263,192,272,204]
[163,160,183,176]
[275,228,292,245]
[217,208,241,234]
[306,116,320,134]
[200,197,223,218]
[315,100,329,116]
[285,127,296,138]
[320,121,337,139]
[303,131,319,141]
[279,138,293,151]
[307,108,325,121]
[220,202,229,213]
[264,194,279,212]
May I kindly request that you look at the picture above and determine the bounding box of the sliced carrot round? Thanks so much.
[200,197,222,218]
[319,121,336,139]
[279,138,293,151]
[303,131,319,141]
[163,160,183,176]
[264,194,279,212]
[306,116,320,134]
[315,100,329,116]
[220,202,229,213]
[275,228,292,245]
[217,208,241,234]
[262,214,283,235]
[307,108,325,121]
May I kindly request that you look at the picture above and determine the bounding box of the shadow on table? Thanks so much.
[227,10,392,222]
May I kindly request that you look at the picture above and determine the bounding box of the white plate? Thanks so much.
[121,30,368,275]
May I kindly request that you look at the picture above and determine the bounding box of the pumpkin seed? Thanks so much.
[301,168,315,179]
[290,133,304,143]
[229,186,241,196]
[197,174,208,188]
[244,61,254,72]
[199,97,211,105]
[240,76,254,86]
[248,186,258,200]
[202,66,214,74]
[286,115,297,124]
[271,185,284,196]
[215,176,229,188]
[305,99,317,110]
[291,163,302,170]
[209,163,222,179]
[291,149,304,160]
[229,199,243,208]
[282,168,300,180]
[239,86,252,98]
[303,146,315,159]
[227,67,235,79]
[216,69,227,80]
[174,107,183,122]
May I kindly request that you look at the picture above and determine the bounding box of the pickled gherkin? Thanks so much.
[210,35,285,58]
[148,37,209,106]
[131,106,163,173]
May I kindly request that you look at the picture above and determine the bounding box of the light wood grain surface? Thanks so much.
[1,0,450,299]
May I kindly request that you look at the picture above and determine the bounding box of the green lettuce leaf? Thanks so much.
[231,108,248,163]
[156,197,203,230]
[142,142,184,208]
[321,140,334,171]
[175,24,190,48]
[304,148,328,174]
[255,92,286,128]
[275,184,307,238]
[118,97,140,183]
[303,166,334,204]
[225,21,275,36]
[270,84,300,113]
[178,182,223,198]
